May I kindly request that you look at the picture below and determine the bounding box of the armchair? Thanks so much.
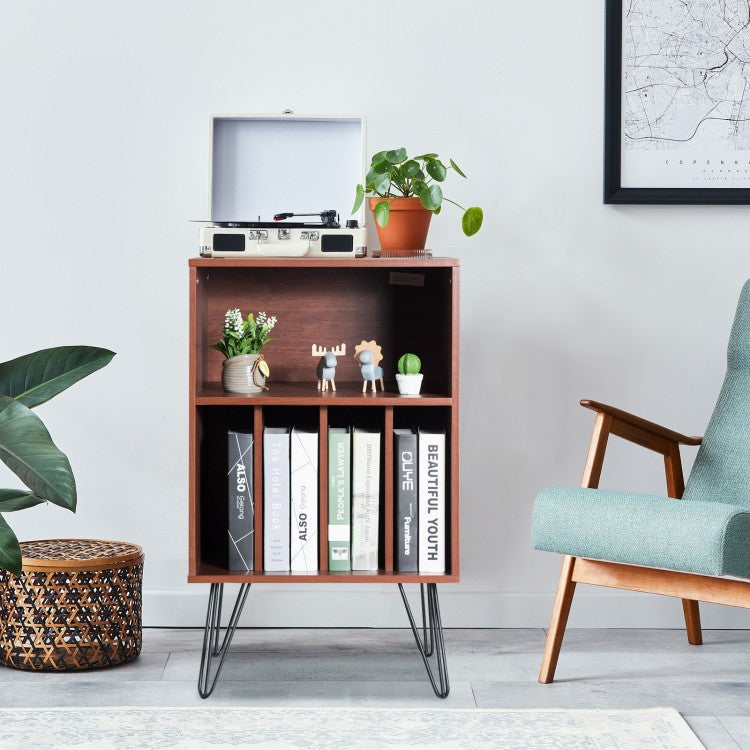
[531,280,750,683]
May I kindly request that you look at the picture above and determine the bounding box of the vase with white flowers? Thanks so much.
[212,309,276,394]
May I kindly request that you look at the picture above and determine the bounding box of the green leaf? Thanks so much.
[0,514,21,574]
[401,160,421,178]
[352,184,365,214]
[371,150,389,165]
[425,159,447,182]
[419,184,443,211]
[0,489,45,512]
[450,159,466,177]
[0,396,76,511]
[371,160,393,175]
[385,148,407,164]
[462,207,483,236]
[412,179,428,196]
[373,200,390,227]
[373,172,391,195]
[414,153,438,159]
[0,346,115,409]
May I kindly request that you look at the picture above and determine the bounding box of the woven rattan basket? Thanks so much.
[0,539,144,671]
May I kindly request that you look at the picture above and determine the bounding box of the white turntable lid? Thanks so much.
[210,115,365,224]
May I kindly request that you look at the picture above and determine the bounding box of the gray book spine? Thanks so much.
[263,427,291,571]
[394,428,418,572]
[351,428,381,571]
[227,431,254,572]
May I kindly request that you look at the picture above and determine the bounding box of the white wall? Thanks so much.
[2,0,749,629]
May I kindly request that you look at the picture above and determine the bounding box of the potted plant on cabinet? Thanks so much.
[213,309,275,394]
[396,353,423,396]
[352,149,483,253]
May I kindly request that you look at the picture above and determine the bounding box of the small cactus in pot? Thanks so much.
[396,353,423,396]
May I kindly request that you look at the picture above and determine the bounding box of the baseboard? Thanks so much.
[142,588,750,628]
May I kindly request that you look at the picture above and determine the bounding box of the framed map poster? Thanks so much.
[605,0,750,203]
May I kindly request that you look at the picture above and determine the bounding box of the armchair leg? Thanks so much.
[682,599,703,645]
[539,555,576,684]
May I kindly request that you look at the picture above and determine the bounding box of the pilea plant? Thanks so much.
[397,353,422,375]
[352,149,483,237]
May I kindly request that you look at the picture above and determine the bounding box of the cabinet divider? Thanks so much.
[383,406,394,572]
[253,405,264,572]
[318,406,329,572]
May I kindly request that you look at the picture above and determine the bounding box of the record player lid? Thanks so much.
[210,114,365,225]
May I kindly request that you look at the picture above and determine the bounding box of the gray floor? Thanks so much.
[1,628,749,748]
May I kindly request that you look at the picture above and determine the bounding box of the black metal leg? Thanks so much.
[198,583,250,698]
[398,583,450,698]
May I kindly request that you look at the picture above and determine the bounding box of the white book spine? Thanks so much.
[419,431,446,573]
[290,429,318,573]
[351,429,381,571]
[263,428,290,571]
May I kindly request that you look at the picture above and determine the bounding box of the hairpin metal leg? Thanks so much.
[198,583,250,698]
[398,583,450,698]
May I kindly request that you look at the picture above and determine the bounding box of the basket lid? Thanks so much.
[19,539,143,570]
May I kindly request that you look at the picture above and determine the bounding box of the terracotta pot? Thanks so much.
[369,197,432,252]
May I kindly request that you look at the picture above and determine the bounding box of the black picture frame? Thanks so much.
[604,0,750,204]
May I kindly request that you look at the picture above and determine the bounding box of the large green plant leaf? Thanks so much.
[352,184,364,214]
[385,148,407,164]
[462,207,483,236]
[373,172,392,196]
[425,159,447,182]
[0,346,115,408]
[450,158,466,177]
[0,488,45,512]
[373,200,390,227]
[419,184,443,211]
[0,514,21,574]
[401,160,421,178]
[0,396,76,511]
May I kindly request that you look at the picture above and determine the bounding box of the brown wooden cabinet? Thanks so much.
[189,257,460,583]
[188,257,460,698]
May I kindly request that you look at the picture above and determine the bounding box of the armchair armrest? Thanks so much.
[579,399,701,496]
[580,400,702,446]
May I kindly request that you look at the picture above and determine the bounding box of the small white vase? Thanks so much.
[222,354,265,394]
[396,373,423,396]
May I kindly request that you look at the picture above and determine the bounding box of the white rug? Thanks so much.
[0,707,703,750]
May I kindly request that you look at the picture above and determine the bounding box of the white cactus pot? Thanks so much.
[396,373,423,396]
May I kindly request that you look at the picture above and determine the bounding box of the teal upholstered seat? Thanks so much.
[532,280,750,580]
[532,487,750,578]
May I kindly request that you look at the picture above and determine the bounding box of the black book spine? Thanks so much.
[394,429,418,572]
[228,431,254,572]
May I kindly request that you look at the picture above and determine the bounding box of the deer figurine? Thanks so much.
[312,343,346,392]
[354,340,384,393]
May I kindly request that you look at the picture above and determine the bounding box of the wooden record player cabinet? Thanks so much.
[188,257,460,698]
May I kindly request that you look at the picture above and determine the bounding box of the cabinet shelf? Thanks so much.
[190,563,459,584]
[195,382,453,406]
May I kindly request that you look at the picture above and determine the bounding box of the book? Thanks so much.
[227,431,254,572]
[263,426,290,571]
[290,428,318,573]
[418,430,446,573]
[327,427,351,571]
[351,428,381,571]
[394,428,418,572]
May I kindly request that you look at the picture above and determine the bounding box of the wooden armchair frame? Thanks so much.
[539,399,750,684]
